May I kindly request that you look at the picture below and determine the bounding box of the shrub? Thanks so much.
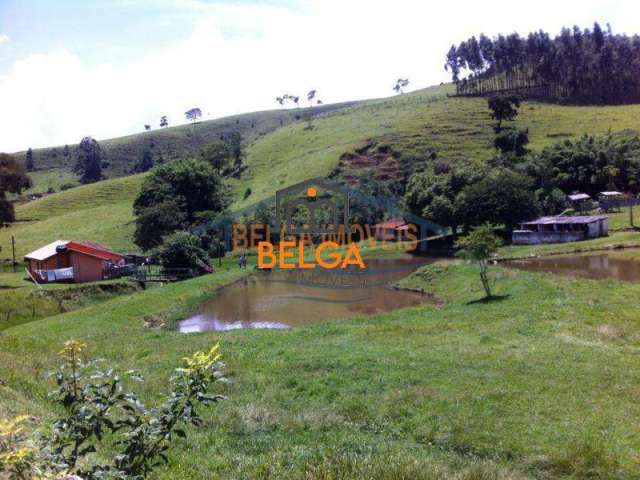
[158,231,210,273]
[0,340,228,479]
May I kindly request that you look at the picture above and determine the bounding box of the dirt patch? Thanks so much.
[596,324,625,341]
[331,140,413,187]
[143,314,166,329]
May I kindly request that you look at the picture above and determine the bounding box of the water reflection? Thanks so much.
[178,258,437,332]
[505,253,640,283]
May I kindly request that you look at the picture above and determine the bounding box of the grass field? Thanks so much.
[4,85,640,478]
[2,259,640,478]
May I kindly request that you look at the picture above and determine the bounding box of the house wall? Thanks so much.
[512,230,585,245]
[27,253,70,282]
[69,252,106,283]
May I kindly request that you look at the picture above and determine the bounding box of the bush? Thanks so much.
[133,158,230,250]
[0,340,228,480]
[158,231,210,272]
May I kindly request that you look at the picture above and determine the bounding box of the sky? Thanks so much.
[0,0,638,152]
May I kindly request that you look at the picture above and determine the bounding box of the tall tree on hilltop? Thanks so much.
[393,78,409,94]
[185,108,202,123]
[160,116,168,128]
[25,148,34,171]
[0,153,32,224]
[74,136,102,184]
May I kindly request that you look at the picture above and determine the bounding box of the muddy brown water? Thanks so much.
[178,258,438,332]
[505,253,640,283]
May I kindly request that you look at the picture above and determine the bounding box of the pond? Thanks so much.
[178,257,438,332]
[505,252,640,283]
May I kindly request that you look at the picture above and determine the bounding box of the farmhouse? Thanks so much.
[512,216,608,245]
[24,240,126,283]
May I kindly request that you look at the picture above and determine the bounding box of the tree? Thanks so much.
[144,124,151,131]
[275,94,299,108]
[226,131,245,176]
[199,140,232,173]
[456,224,502,299]
[0,153,32,224]
[25,148,34,171]
[73,136,102,184]
[133,158,230,250]
[158,231,210,272]
[404,167,474,237]
[160,115,168,128]
[185,107,202,123]
[134,147,154,173]
[349,173,393,226]
[134,199,186,250]
[487,95,520,132]
[304,90,323,130]
[459,169,539,232]
[446,23,640,105]
[393,78,409,94]
[493,128,529,158]
[529,132,640,195]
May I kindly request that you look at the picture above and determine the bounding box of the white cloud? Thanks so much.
[0,34,9,45]
[1,0,639,152]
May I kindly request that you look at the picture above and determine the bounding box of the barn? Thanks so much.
[512,216,608,245]
[24,240,126,284]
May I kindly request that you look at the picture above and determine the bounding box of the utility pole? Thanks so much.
[11,236,16,273]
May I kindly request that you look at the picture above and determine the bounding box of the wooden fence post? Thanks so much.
[11,236,16,273]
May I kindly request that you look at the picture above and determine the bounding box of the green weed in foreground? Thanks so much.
[1,261,639,478]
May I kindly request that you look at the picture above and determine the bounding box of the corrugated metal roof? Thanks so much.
[600,191,623,196]
[24,240,69,261]
[66,241,124,262]
[568,193,591,201]
[522,216,607,226]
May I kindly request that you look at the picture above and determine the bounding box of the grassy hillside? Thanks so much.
[2,260,640,477]
[4,83,640,260]
[12,102,358,192]
[1,175,143,259]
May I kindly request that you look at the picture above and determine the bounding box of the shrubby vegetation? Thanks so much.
[446,22,640,104]
[0,341,227,479]
[133,158,230,250]
[0,153,32,225]
[158,231,211,273]
[405,96,640,235]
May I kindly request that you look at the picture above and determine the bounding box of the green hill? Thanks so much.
[12,101,358,193]
[4,83,640,259]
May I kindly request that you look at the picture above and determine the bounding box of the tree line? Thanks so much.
[445,23,640,104]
